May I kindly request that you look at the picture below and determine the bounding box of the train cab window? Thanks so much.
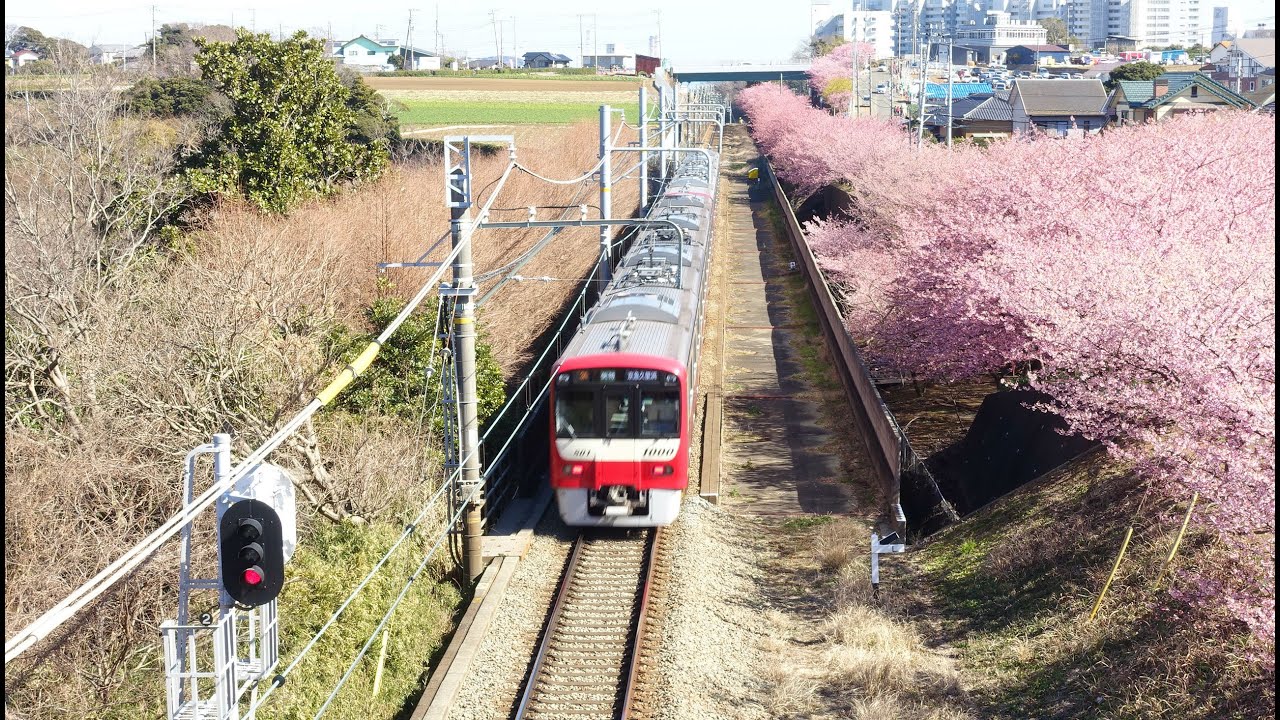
[640,391,680,438]
[604,391,633,438]
[556,390,597,438]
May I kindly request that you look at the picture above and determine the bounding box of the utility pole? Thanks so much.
[655,9,663,61]
[578,14,585,67]
[510,15,516,66]
[917,30,930,148]
[151,4,156,71]
[852,27,860,117]
[447,163,485,584]
[598,105,613,285]
[490,11,500,68]
[435,3,440,56]
[593,14,598,70]
[404,9,417,70]
[946,34,954,148]
[639,85,649,207]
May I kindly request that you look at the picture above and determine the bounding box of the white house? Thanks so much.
[336,35,439,70]
[89,44,147,66]
[9,48,40,69]
[583,43,634,71]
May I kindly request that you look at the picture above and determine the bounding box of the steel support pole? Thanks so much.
[449,168,485,583]
[657,87,668,181]
[673,84,681,149]
[639,86,648,208]
[946,36,954,148]
[598,104,613,286]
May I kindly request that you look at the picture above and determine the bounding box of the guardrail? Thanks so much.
[760,158,958,535]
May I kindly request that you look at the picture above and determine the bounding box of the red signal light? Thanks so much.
[242,567,264,586]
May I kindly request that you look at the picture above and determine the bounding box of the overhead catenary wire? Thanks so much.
[514,156,605,185]
[250,301,469,714]
[310,481,479,719]
[2,161,521,665]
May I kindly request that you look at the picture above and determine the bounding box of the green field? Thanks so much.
[380,70,645,82]
[393,100,603,126]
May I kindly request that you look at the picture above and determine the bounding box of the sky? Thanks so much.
[5,0,1276,65]
[3,0,820,65]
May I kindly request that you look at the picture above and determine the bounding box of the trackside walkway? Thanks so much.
[703,125,859,515]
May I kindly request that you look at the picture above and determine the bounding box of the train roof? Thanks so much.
[557,150,719,370]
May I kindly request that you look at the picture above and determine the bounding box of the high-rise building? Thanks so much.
[811,0,1207,57]
[1211,6,1231,44]
[813,7,899,57]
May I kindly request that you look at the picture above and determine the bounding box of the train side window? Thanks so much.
[556,390,597,438]
[640,391,680,438]
[604,391,634,438]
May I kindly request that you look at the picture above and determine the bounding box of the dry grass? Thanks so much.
[815,518,859,572]
[823,562,968,711]
[200,120,640,378]
[760,518,972,718]
[912,453,1276,719]
[5,114,644,718]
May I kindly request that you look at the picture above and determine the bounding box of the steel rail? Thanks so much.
[620,528,662,717]
[513,534,587,720]
[515,530,658,720]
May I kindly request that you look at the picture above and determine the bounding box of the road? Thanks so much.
[848,69,903,120]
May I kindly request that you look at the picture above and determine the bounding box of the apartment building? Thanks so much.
[816,0,1210,56]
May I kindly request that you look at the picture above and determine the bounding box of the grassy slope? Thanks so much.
[903,449,1273,720]
[393,100,602,126]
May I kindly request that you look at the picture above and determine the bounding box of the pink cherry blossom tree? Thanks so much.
[807,42,877,112]
[738,80,1276,655]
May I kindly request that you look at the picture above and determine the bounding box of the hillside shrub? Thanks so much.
[124,76,213,117]
[187,30,390,214]
[326,296,506,426]
[264,520,460,719]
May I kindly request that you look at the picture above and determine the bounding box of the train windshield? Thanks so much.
[555,369,682,440]
[556,390,597,439]
[640,391,680,438]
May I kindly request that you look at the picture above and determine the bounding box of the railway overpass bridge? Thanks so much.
[666,63,811,84]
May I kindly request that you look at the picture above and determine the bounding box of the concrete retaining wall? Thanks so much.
[761,158,958,535]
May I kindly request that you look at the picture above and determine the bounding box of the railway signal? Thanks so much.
[218,498,286,607]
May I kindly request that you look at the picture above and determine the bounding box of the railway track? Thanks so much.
[514,529,660,720]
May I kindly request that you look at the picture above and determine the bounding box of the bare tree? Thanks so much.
[4,71,193,436]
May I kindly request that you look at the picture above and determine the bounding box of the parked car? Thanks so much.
[1017,71,1032,78]
[991,81,1009,90]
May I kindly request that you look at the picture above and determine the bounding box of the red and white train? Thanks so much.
[549,151,720,527]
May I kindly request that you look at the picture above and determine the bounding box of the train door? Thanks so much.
[600,386,640,487]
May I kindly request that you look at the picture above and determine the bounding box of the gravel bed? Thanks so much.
[648,496,776,720]
[443,510,576,720]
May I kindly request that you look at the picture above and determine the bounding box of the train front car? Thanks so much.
[550,151,719,527]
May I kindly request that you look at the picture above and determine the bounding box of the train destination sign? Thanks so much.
[558,368,678,385]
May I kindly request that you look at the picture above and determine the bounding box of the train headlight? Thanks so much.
[651,465,674,476]
[563,464,586,476]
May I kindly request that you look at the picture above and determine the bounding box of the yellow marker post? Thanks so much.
[371,625,390,697]
[1154,492,1198,590]
[1088,526,1134,623]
